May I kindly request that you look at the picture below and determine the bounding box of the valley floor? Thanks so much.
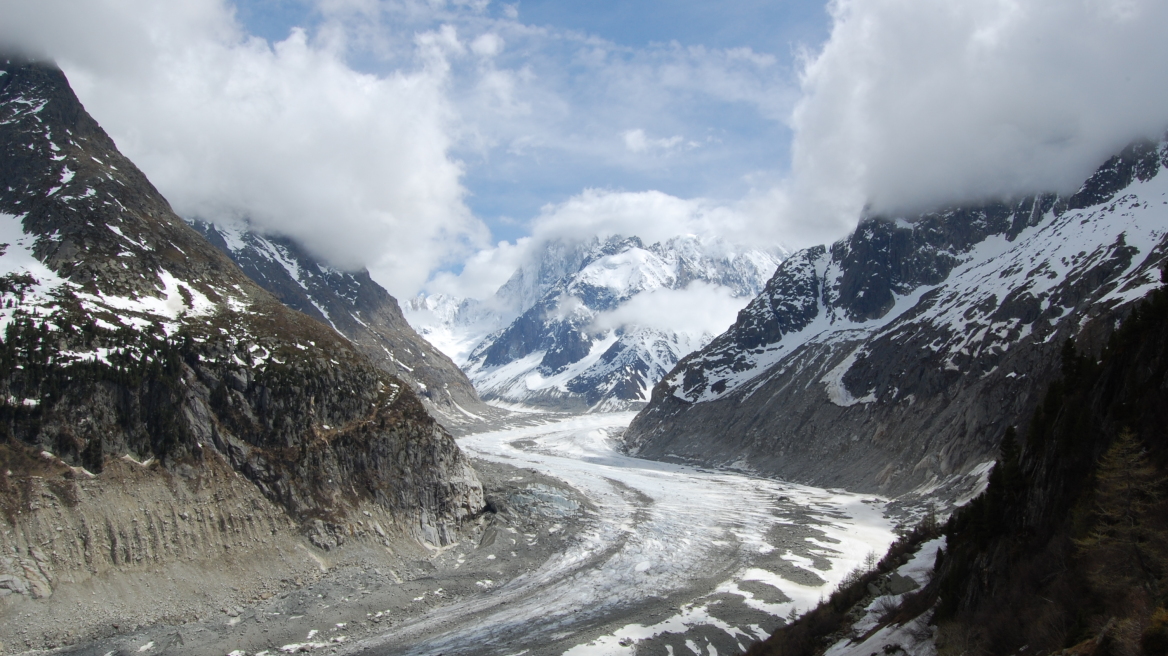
[26,412,902,656]
[350,412,900,656]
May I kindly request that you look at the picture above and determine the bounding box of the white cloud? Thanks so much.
[426,187,790,301]
[785,0,1168,239]
[426,237,532,299]
[10,0,1155,311]
[470,32,503,58]
[0,0,486,298]
[590,281,745,337]
[530,189,747,245]
[622,129,684,154]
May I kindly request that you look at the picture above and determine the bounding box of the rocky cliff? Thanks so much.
[0,57,483,629]
[624,138,1168,498]
[188,222,493,427]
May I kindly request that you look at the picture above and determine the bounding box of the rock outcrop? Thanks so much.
[625,138,1168,498]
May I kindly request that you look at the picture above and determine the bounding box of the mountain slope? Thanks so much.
[0,57,483,628]
[927,279,1168,655]
[189,221,492,426]
[455,235,781,411]
[624,138,1168,498]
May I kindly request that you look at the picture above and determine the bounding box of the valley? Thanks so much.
[38,411,900,656]
[1,9,1165,651]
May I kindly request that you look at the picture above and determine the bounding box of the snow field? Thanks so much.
[822,538,947,656]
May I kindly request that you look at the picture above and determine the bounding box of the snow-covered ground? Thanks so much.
[345,412,899,656]
[823,537,946,656]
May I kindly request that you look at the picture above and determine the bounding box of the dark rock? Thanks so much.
[887,573,918,595]
[189,221,489,426]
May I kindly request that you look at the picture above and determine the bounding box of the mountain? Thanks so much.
[753,280,1168,656]
[403,292,509,366]
[428,234,782,411]
[0,57,482,638]
[624,138,1168,499]
[188,221,493,426]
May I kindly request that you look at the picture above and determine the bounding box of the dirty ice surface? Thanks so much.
[347,412,897,656]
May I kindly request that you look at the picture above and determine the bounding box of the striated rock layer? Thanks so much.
[625,138,1168,499]
[0,56,482,630]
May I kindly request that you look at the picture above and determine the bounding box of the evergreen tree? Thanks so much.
[1076,429,1168,600]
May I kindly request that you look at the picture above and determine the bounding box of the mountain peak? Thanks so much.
[417,233,783,411]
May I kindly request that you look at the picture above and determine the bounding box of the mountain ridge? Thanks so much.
[189,220,494,427]
[624,137,1168,501]
[0,58,483,646]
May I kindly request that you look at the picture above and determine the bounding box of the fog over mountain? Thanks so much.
[407,233,782,411]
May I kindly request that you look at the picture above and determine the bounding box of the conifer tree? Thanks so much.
[1076,429,1168,600]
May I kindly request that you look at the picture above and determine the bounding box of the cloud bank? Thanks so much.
[590,281,747,337]
[4,0,1167,304]
[786,0,1168,237]
[424,187,785,299]
[0,0,485,297]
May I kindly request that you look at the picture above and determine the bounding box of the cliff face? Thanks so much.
[188,222,493,428]
[0,54,482,591]
[624,139,1168,498]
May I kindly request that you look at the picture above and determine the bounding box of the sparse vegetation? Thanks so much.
[749,269,1168,656]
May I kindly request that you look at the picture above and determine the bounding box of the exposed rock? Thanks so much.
[188,222,494,428]
[0,57,481,554]
[886,572,918,595]
[625,138,1168,498]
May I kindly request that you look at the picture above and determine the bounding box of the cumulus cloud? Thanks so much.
[590,281,745,337]
[426,237,532,299]
[531,189,742,244]
[0,0,486,297]
[8,0,1158,309]
[786,0,1168,236]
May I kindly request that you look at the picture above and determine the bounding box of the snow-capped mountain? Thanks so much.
[624,138,1168,498]
[403,293,509,367]
[189,221,491,425]
[444,235,783,411]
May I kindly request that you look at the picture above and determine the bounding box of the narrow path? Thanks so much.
[346,413,898,656]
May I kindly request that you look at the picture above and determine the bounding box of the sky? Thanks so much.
[1,0,1167,300]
